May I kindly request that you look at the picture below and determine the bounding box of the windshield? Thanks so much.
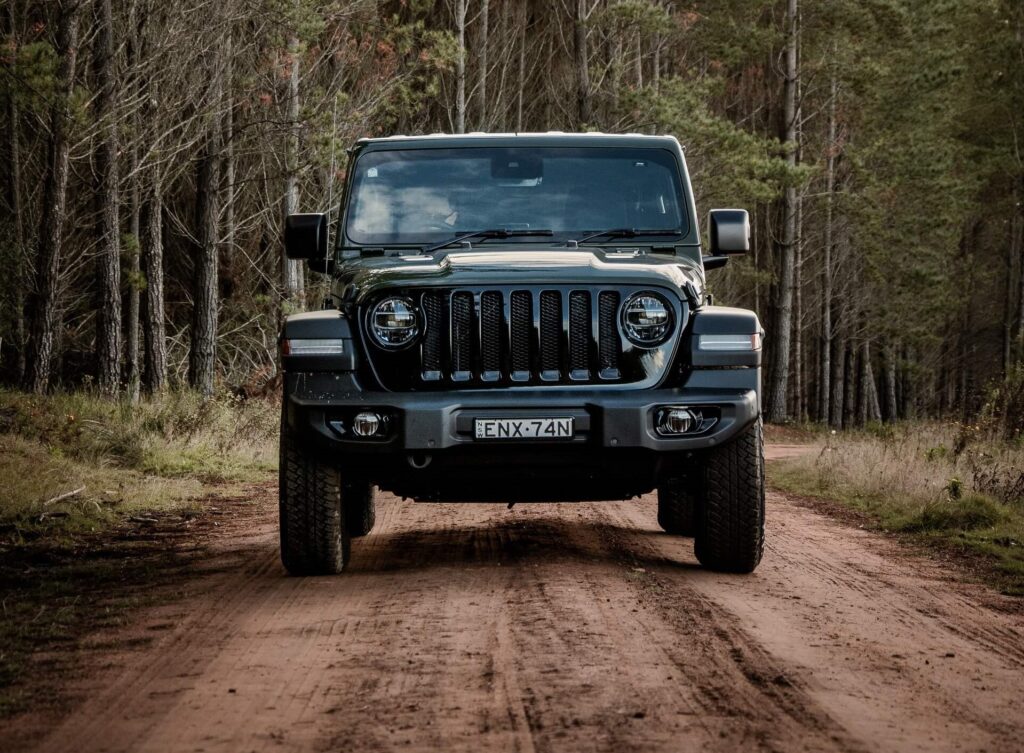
[344,146,687,246]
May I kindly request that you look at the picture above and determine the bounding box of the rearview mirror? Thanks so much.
[708,209,750,254]
[284,212,329,260]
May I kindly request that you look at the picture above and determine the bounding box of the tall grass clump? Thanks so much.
[0,389,278,535]
[772,422,1024,594]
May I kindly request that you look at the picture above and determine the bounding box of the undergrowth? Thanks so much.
[771,422,1024,596]
[0,389,277,537]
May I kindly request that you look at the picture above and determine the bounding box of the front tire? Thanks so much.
[657,479,697,537]
[693,418,765,573]
[279,422,350,575]
[344,482,376,537]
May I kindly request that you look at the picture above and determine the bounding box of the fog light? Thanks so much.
[352,411,381,437]
[657,407,694,436]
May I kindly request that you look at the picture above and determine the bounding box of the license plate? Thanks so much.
[474,417,574,440]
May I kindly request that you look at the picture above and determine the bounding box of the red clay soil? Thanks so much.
[7,446,1024,753]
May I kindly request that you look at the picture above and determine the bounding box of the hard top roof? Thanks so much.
[353,132,683,150]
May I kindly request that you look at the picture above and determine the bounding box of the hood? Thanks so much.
[335,246,705,306]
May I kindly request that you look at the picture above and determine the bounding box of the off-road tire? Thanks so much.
[344,483,376,537]
[657,480,697,537]
[693,418,765,573]
[279,420,350,575]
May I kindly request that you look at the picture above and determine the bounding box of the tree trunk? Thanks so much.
[573,0,591,126]
[223,26,236,294]
[634,30,643,88]
[767,0,799,422]
[93,0,122,394]
[125,168,141,403]
[901,344,915,420]
[830,335,845,428]
[819,68,837,424]
[125,0,143,403]
[652,35,660,93]
[143,179,167,393]
[1014,176,1024,361]
[24,1,82,394]
[282,31,303,306]
[476,0,489,128]
[516,3,526,131]
[189,44,224,396]
[6,0,26,381]
[884,342,898,422]
[794,191,805,422]
[842,341,856,427]
[860,339,882,424]
[455,0,467,133]
[1004,215,1014,374]
[961,220,978,417]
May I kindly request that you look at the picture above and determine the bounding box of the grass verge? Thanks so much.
[771,424,1024,596]
[0,388,277,537]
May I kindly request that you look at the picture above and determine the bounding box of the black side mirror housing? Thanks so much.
[284,212,329,260]
[708,209,750,254]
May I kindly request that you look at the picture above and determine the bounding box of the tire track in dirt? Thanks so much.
[16,449,1024,753]
[600,492,1024,753]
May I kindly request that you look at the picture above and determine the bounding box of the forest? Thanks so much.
[1,0,1022,427]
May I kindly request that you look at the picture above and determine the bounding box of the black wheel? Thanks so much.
[344,482,376,537]
[693,418,765,573]
[657,479,697,536]
[279,418,350,576]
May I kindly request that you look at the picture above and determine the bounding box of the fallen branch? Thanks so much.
[43,486,86,507]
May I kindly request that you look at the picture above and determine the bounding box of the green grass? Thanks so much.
[0,433,203,538]
[0,388,278,537]
[771,425,1024,596]
[0,388,278,479]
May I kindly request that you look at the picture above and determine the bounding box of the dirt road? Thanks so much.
[21,446,1024,753]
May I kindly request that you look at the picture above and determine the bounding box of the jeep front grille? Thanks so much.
[363,285,682,390]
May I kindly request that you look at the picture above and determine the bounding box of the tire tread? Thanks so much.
[694,418,765,573]
[657,482,696,536]
[344,483,376,538]
[279,423,350,575]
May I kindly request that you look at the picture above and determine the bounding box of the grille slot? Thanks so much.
[510,291,531,380]
[569,291,591,379]
[451,292,474,380]
[539,291,561,380]
[598,291,621,378]
[480,291,502,380]
[421,292,444,380]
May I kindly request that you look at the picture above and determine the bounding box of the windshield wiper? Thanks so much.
[426,228,554,253]
[569,228,683,246]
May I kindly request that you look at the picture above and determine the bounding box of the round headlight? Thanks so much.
[370,297,419,348]
[621,293,672,346]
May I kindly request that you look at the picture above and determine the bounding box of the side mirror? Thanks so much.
[284,212,328,260]
[708,209,750,254]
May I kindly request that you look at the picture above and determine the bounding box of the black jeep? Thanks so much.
[280,133,764,575]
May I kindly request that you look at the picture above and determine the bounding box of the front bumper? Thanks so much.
[285,372,758,453]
